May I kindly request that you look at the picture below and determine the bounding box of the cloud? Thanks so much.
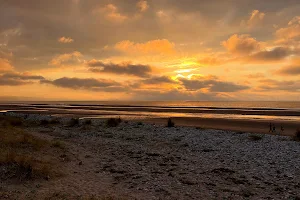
[276,58,300,76]
[275,16,300,44]
[132,88,229,101]
[222,34,263,55]
[246,73,265,79]
[0,58,14,72]
[179,75,249,92]
[241,10,265,27]
[100,4,128,23]
[115,39,175,54]
[41,77,125,92]
[0,72,45,86]
[197,54,230,66]
[245,47,293,63]
[49,51,82,66]
[257,79,300,92]
[87,60,152,77]
[58,37,74,43]
[142,76,176,85]
[137,0,149,12]
[277,65,300,75]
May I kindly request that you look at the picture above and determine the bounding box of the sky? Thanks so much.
[1,0,300,101]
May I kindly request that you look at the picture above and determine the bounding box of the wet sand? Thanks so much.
[142,117,300,137]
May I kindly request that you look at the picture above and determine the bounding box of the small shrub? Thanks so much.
[137,122,143,126]
[106,118,121,127]
[51,140,65,149]
[40,119,49,126]
[249,134,264,141]
[167,118,175,127]
[117,117,122,123]
[68,118,79,127]
[293,129,300,141]
[49,119,60,124]
[84,119,92,125]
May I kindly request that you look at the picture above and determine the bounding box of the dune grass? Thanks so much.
[0,116,61,181]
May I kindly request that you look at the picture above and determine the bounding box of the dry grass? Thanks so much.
[0,116,62,181]
[0,115,23,127]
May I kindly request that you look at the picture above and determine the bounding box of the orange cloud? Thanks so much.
[101,4,128,23]
[222,34,263,55]
[49,51,82,66]
[275,16,300,44]
[243,10,265,27]
[276,58,300,76]
[115,39,175,54]
[0,58,14,72]
[137,0,149,12]
[58,37,74,43]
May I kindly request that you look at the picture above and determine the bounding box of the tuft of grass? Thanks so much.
[249,134,264,141]
[293,129,300,141]
[106,117,122,127]
[68,118,79,127]
[0,151,51,181]
[0,128,47,150]
[167,118,175,127]
[0,116,63,182]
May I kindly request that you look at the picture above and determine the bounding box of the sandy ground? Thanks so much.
[1,114,300,199]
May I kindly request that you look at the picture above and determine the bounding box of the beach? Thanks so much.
[1,102,300,137]
[1,113,300,199]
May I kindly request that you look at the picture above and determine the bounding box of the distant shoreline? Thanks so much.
[1,109,299,137]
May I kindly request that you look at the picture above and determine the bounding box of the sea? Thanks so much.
[1,101,300,122]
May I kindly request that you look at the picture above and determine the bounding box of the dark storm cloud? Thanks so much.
[0,72,45,86]
[41,77,126,92]
[179,76,249,92]
[87,60,152,77]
